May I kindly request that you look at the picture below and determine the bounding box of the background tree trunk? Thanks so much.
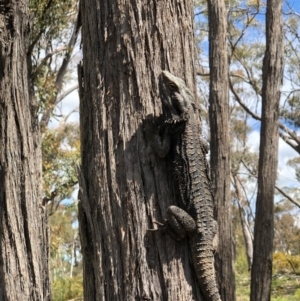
[250,0,283,300]
[207,1,235,300]
[0,2,50,300]
[78,0,208,300]
[232,174,253,271]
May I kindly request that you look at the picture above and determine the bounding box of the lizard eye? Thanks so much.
[168,82,177,92]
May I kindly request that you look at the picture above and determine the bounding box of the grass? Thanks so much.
[236,271,250,301]
[272,274,300,301]
[236,271,300,301]
[235,251,300,300]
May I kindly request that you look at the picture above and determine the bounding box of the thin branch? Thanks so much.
[279,132,300,154]
[27,0,56,56]
[55,10,81,90]
[281,89,300,105]
[59,107,79,126]
[55,84,78,106]
[229,78,261,119]
[39,47,67,67]
[229,10,259,57]
[196,67,210,77]
[194,9,208,16]
[44,179,79,215]
[235,174,255,222]
[275,186,300,209]
[230,50,262,96]
[230,79,300,154]
[241,159,300,209]
[33,47,67,77]
[39,8,81,132]
[230,72,251,84]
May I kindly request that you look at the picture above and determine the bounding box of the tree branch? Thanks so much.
[230,79,300,154]
[196,67,210,77]
[27,0,56,56]
[55,9,81,90]
[229,78,261,119]
[38,47,67,68]
[275,185,300,209]
[241,159,300,209]
[55,84,78,106]
[39,9,81,132]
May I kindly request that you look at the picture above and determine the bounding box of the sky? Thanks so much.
[48,86,79,128]
[248,130,299,189]
[284,1,300,12]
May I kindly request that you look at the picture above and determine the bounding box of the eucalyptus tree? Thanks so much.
[77,0,212,300]
[0,1,50,299]
[207,0,235,300]
[251,1,284,299]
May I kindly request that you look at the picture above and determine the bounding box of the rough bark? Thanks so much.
[78,0,206,300]
[250,0,283,300]
[0,2,50,300]
[207,1,235,300]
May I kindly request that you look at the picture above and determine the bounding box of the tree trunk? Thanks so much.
[207,1,235,300]
[250,0,283,300]
[0,2,50,300]
[232,174,253,271]
[77,0,209,300]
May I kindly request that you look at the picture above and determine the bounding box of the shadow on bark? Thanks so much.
[0,164,8,301]
[130,114,203,299]
[78,115,205,300]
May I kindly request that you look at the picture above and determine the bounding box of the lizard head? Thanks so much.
[158,70,195,124]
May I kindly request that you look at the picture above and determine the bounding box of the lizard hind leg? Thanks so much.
[148,206,196,241]
[166,205,197,240]
[147,219,182,241]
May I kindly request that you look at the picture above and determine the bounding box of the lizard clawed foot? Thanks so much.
[147,220,167,231]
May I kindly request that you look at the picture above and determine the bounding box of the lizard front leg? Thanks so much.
[144,118,172,158]
[149,126,171,158]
